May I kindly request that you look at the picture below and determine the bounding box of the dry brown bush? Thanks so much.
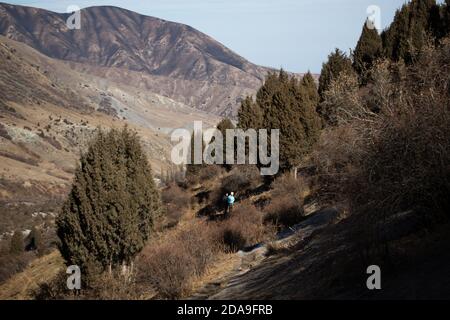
[348,40,450,224]
[33,269,142,300]
[199,165,224,181]
[137,222,218,299]
[264,195,304,228]
[220,165,262,195]
[313,39,450,252]
[271,174,306,198]
[263,174,306,228]
[215,204,272,252]
[161,183,191,226]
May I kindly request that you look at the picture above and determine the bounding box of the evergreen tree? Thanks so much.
[9,231,23,255]
[353,21,382,84]
[27,226,43,255]
[300,72,320,106]
[318,49,353,99]
[56,127,161,275]
[257,70,321,172]
[215,118,235,169]
[237,96,263,130]
[382,0,437,63]
[298,72,322,150]
[185,131,206,183]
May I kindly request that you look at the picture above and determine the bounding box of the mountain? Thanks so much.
[0,3,273,115]
[0,35,218,200]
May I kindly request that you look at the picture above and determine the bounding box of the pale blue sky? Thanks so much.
[6,0,409,73]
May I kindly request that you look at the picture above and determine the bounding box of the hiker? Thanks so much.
[226,192,235,215]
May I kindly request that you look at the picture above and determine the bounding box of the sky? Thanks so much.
[6,0,409,73]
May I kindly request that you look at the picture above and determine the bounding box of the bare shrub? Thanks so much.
[263,174,306,228]
[311,125,365,203]
[215,204,271,252]
[32,271,72,300]
[348,40,450,224]
[33,269,142,300]
[313,40,450,260]
[199,165,224,181]
[264,195,304,228]
[318,70,367,126]
[161,183,191,226]
[139,243,195,299]
[220,165,262,195]
[137,222,217,299]
[271,174,305,198]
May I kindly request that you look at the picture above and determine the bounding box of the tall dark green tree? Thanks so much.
[382,0,437,63]
[56,127,162,275]
[185,130,206,183]
[318,49,353,99]
[255,70,321,173]
[27,226,43,255]
[353,21,382,84]
[237,96,263,130]
[216,118,235,170]
[298,72,322,150]
[9,231,23,255]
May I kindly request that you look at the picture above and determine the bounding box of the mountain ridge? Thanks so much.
[0,2,270,84]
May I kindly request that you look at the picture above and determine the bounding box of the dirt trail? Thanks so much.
[189,208,339,300]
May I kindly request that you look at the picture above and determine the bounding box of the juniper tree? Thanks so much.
[382,0,437,63]
[56,127,162,277]
[318,49,353,99]
[216,118,235,170]
[27,227,43,255]
[257,70,321,173]
[237,96,263,130]
[185,131,206,183]
[297,72,322,151]
[353,21,382,84]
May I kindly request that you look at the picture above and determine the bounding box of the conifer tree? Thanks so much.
[236,70,321,174]
[298,72,322,150]
[237,96,263,130]
[9,231,23,255]
[318,49,353,99]
[353,21,382,84]
[185,131,206,183]
[56,127,161,275]
[27,226,43,255]
[382,0,437,63]
[257,70,321,172]
[215,118,235,170]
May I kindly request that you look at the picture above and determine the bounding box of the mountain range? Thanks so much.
[0,2,275,116]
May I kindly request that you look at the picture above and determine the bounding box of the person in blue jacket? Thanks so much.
[226,192,235,215]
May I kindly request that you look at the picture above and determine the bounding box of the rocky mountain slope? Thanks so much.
[0,35,218,202]
[0,3,274,116]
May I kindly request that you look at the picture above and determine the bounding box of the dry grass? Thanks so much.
[0,250,64,300]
